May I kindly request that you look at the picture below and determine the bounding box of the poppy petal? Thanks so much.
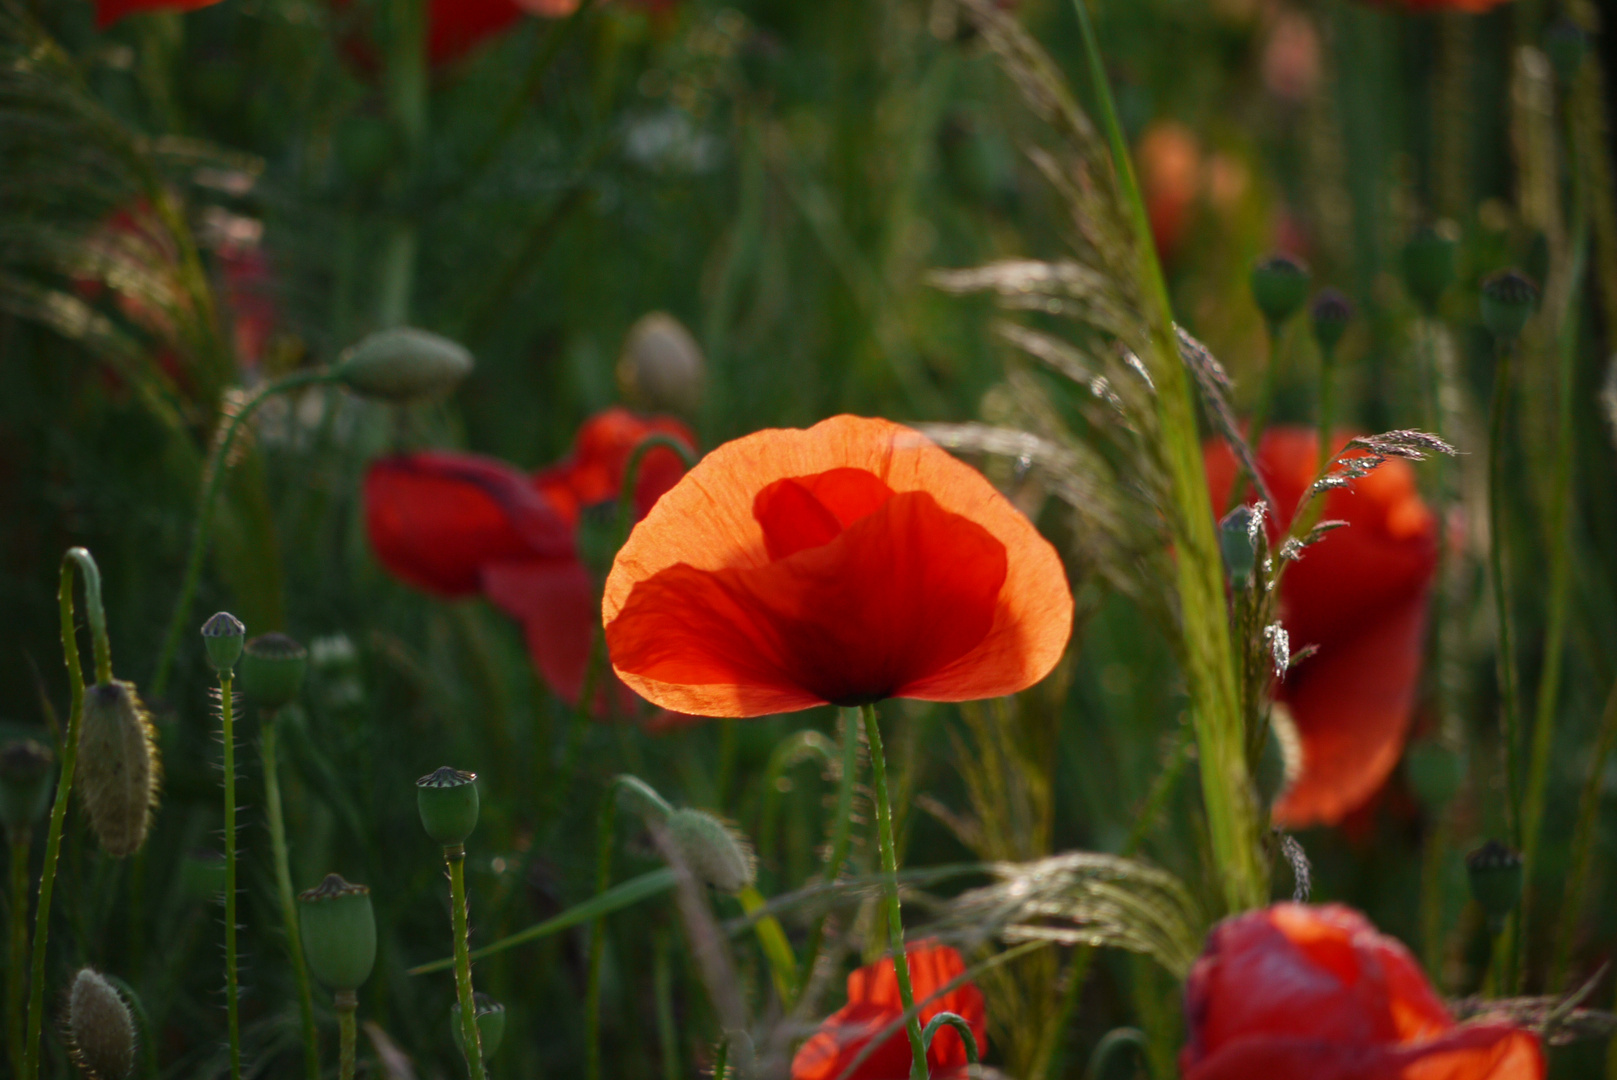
[1184,1025,1542,1080]
[428,0,524,65]
[94,0,223,27]
[604,416,1072,717]
[564,407,697,515]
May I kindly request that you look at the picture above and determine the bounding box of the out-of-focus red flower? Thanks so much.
[603,415,1073,718]
[364,409,695,714]
[1136,122,1202,265]
[426,0,685,66]
[1369,0,1513,10]
[792,941,987,1080]
[93,0,222,27]
[1182,904,1543,1080]
[1205,427,1438,828]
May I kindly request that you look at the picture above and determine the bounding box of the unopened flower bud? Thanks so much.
[416,767,479,846]
[1309,288,1353,358]
[337,327,473,404]
[451,993,507,1059]
[77,681,160,858]
[1218,505,1260,589]
[240,633,309,711]
[1402,223,1459,312]
[1480,269,1538,342]
[1250,254,1311,327]
[665,808,755,894]
[67,968,136,1080]
[0,738,55,842]
[1544,19,1588,83]
[298,874,376,991]
[618,312,706,417]
[200,612,246,673]
[1404,740,1464,811]
[1465,839,1523,932]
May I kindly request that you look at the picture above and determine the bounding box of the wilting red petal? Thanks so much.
[792,941,987,1080]
[604,416,1072,718]
[561,407,697,516]
[365,452,572,596]
[1182,905,1542,1080]
[94,0,223,27]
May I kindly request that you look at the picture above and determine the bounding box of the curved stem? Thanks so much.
[8,836,28,1080]
[220,672,241,1080]
[263,713,320,1080]
[151,370,334,698]
[1085,1028,1152,1080]
[336,991,357,1080]
[23,549,97,1080]
[920,1012,979,1066]
[801,708,861,984]
[861,703,928,1080]
[447,847,486,1080]
[585,789,617,1080]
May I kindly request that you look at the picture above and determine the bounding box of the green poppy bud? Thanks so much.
[664,808,756,894]
[1249,254,1311,327]
[416,767,479,847]
[0,738,55,843]
[1465,840,1523,932]
[1402,223,1460,312]
[67,968,137,1080]
[451,993,507,1059]
[1218,505,1260,589]
[1309,288,1353,359]
[336,327,473,404]
[1544,19,1588,83]
[618,312,706,418]
[200,612,246,673]
[77,681,161,858]
[1404,740,1464,811]
[298,874,376,991]
[1480,269,1538,342]
[240,633,309,711]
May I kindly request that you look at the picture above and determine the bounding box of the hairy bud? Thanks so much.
[618,312,706,417]
[77,681,160,858]
[337,327,473,403]
[665,808,756,894]
[66,968,136,1080]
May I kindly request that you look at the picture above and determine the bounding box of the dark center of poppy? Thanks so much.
[753,468,897,560]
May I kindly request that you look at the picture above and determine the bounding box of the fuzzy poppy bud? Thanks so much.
[298,874,376,991]
[1466,840,1523,932]
[67,968,136,1080]
[240,633,308,711]
[200,612,246,673]
[618,312,706,418]
[451,993,507,1059]
[77,681,161,858]
[664,808,755,894]
[1249,254,1311,327]
[1480,270,1538,342]
[336,327,473,404]
[1309,288,1353,358]
[0,738,55,842]
[1404,740,1464,812]
[416,767,479,847]
[1402,224,1459,312]
[1218,505,1260,589]
[1544,19,1588,83]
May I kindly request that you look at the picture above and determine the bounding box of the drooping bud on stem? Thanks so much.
[0,739,55,844]
[617,312,706,417]
[66,968,136,1080]
[76,682,160,858]
[1480,270,1539,343]
[298,875,376,992]
[240,633,309,711]
[336,327,473,403]
[1402,223,1459,313]
[451,993,507,1059]
[664,808,756,894]
[1249,254,1311,328]
[200,612,246,674]
[416,768,479,848]
[1466,839,1523,933]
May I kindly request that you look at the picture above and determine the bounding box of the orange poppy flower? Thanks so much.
[365,409,694,712]
[1205,427,1437,829]
[1182,904,1543,1080]
[792,941,987,1080]
[602,415,1073,717]
[92,0,222,26]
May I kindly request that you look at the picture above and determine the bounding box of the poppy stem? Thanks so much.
[446,845,487,1080]
[220,671,243,1080]
[336,990,358,1080]
[1245,318,1285,455]
[1549,676,1617,992]
[1486,338,1524,852]
[860,703,930,1080]
[7,834,28,1080]
[801,710,862,994]
[586,782,618,1080]
[262,712,321,1080]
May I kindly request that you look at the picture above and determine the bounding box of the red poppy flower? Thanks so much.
[602,415,1073,718]
[1368,0,1513,10]
[1205,427,1437,829]
[365,409,694,711]
[792,940,987,1080]
[1182,903,1543,1080]
[93,0,222,27]
[1137,122,1202,265]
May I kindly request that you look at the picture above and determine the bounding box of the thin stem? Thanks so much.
[23,549,98,1080]
[654,934,680,1080]
[447,847,486,1080]
[801,708,861,985]
[376,0,426,328]
[151,369,334,698]
[1419,808,1454,986]
[585,788,616,1080]
[262,713,320,1080]
[336,991,357,1080]
[1550,676,1617,992]
[1486,339,1524,848]
[1315,345,1337,477]
[1246,319,1286,456]
[861,703,929,1080]
[220,672,241,1080]
[8,835,28,1080]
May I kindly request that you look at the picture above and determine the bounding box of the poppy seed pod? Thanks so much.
[77,681,161,858]
[240,633,309,711]
[1402,224,1459,312]
[1480,270,1539,342]
[200,611,246,673]
[1309,288,1353,358]
[1466,840,1523,931]
[0,738,55,842]
[416,767,479,846]
[298,874,376,991]
[1218,505,1260,589]
[66,968,136,1080]
[664,808,755,894]
[1544,19,1588,83]
[618,312,706,417]
[451,993,507,1059]
[1249,254,1311,326]
[336,327,473,404]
